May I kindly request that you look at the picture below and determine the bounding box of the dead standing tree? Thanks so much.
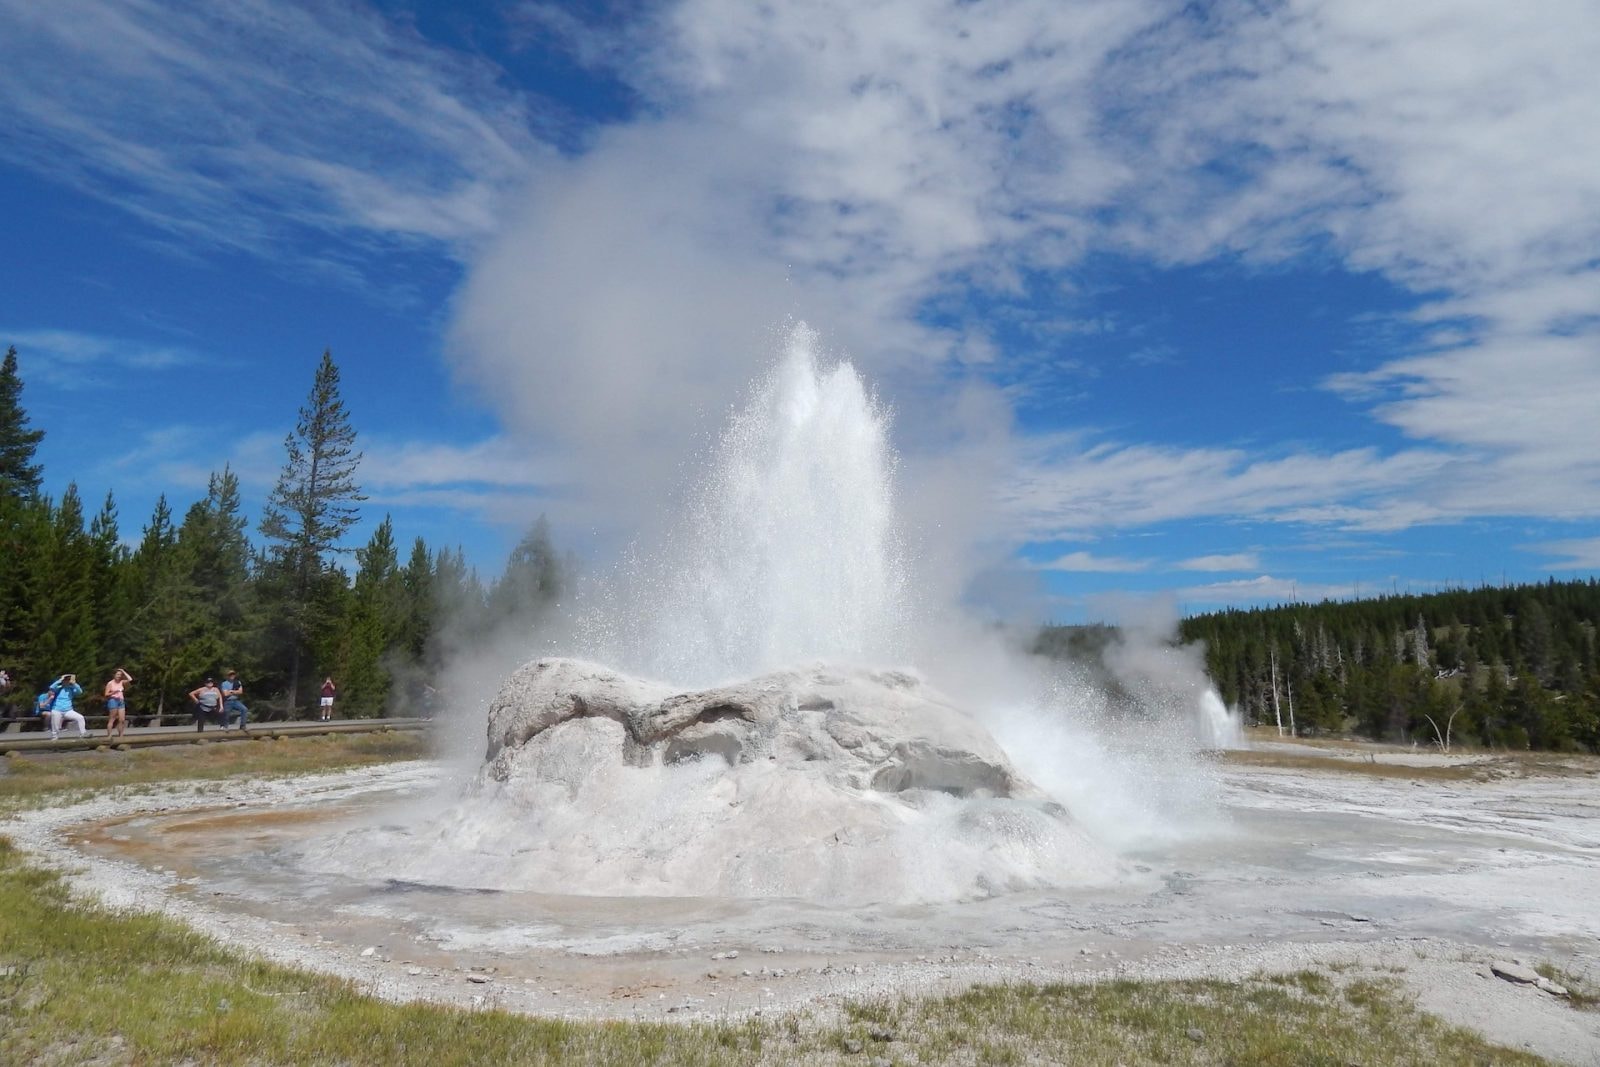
[1423,708,1461,754]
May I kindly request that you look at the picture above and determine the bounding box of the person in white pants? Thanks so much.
[47,674,86,740]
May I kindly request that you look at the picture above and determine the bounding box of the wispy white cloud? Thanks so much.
[1174,553,1260,573]
[359,436,566,494]
[1035,550,1149,574]
[4,327,207,387]
[1523,537,1600,571]
[1002,437,1454,538]
[0,0,546,267]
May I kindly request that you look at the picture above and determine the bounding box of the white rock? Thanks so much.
[1491,960,1541,984]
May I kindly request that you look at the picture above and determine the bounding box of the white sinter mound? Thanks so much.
[473,658,1123,902]
[320,658,1124,904]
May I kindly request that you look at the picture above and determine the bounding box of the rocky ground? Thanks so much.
[7,749,1599,1064]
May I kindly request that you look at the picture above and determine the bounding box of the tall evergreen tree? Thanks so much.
[29,485,98,680]
[0,347,48,687]
[0,345,45,502]
[259,351,364,712]
[488,516,567,626]
[427,546,485,670]
[0,495,55,688]
[127,494,207,717]
[184,467,255,657]
[88,490,134,675]
[397,536,434,663]
[340,516,406,716]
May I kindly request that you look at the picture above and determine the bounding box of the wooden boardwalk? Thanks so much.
[0,717,430,755]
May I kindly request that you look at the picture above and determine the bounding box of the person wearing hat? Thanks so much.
[220,670,249,731]
[188,677,224,732]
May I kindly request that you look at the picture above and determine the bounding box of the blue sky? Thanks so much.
[2,0,1599,620]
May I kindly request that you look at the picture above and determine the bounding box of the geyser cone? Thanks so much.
[304,657,1123,904]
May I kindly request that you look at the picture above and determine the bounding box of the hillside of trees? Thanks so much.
[1042,580,1600,752]
[0,345,568,721]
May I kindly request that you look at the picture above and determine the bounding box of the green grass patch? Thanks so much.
[0,832,1559,1065]
[1535,961,1600,1011]
[0,731,428,809]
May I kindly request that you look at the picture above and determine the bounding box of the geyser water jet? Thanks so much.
[583,322,911,687]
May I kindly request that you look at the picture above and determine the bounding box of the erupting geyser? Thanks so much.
[583,322,912,686]
[309,323,1235,903]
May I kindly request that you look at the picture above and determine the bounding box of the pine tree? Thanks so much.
[183,468,256,658]
[259,351,364,713]
[29,485,99,681]
[340,516,406,716]
[127,494,209,717]
[0,494,55,688]
[397,536,433,663]
[88,490,134,678]
[1516,600,1554,684]
[487,516,566,627]
[0,345,45,502]
[427,546,484,670]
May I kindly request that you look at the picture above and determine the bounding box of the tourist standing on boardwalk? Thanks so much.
[189,677,224,731]
[319,676,336,721]
[47,674,86,740]
[220,670,249,731]
[103,668,132,738]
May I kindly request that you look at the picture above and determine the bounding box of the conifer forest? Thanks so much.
[0,346,568,721]
[1042,582,1600,752]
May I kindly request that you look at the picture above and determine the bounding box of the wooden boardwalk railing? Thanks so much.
[0,716,430,755]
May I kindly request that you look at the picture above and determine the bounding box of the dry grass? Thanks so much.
[1220,748,1493,780]
[1535,961,1600,1012]
[1226,735,1600,782]
[0,731,429,809]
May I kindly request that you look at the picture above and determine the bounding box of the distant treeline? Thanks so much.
[1041,579,1600,752]
[0,345,569,720]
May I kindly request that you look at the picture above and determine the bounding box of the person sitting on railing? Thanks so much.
[45,674,86,740]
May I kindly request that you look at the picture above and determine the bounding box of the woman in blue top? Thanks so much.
[47,674,86,740]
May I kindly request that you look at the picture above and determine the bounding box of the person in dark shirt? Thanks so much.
[220,670,249,731]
